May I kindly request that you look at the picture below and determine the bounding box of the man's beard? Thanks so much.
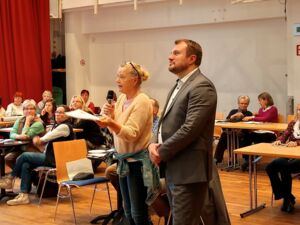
[168,63,188,74]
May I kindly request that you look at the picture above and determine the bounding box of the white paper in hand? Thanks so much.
[66,158,94,180]
[65,109,101,121]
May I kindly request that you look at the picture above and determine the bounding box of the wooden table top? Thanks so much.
[234,143,300,159]
[215,121,287,132]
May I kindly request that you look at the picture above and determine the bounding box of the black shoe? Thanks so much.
[241,161,249,171]
[281,198,296,213]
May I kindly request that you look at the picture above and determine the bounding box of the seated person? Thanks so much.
[265,103,300,213]
[6,99,45,169]
[5,91,24,116]
[0,96,6,118]
[81,89,95,113]
[0,105,74,206]
[241,92,278,170]
[214,95,252,164]
[40,98,56,127]
[36,90,52,114]
[70,95,106,170]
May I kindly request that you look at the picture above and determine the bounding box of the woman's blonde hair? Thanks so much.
[121,61,150,85]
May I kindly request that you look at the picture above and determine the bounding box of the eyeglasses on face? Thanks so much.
[55,111,65,115]
[24,107,35,110]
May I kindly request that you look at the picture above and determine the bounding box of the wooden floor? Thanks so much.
[1,162,300,225]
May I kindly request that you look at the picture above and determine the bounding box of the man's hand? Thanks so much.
[148,143,161,166]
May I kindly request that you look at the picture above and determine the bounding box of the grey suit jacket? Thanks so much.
[157,69,217,184]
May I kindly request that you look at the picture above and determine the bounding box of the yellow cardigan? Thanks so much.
[113,92,153,154]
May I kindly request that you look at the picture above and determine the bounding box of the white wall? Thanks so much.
[64,0,297,118]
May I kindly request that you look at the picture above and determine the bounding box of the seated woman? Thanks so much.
[80,89,95,113]
[6,99,45,169]
[5,91,24,116]
[0,105,74,206]
[265,103,300,213]
[40,98,56,127]
[70,95,106,170]
[241,92,278,170]
[0,96,6,118]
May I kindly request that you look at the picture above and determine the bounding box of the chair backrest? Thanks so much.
[53,139,87,184]
[287,114,294,123]
[214,112,224,138]
[277,113,285,123]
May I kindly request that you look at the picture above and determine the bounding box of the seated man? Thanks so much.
[0,105,74,206]
[214,95,252,164]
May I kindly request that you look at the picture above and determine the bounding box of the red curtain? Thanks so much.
[0,0,51,108]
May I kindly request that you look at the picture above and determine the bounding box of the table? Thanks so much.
[215,121,287,169]
[0,121,14,128]
[0,140,29,199]
[234,143,300,218]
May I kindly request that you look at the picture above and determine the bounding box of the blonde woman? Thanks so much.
[98,62,157,225]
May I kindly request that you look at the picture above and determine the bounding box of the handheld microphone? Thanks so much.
[106,90,115,104]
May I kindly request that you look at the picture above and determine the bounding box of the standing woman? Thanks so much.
[98,62,157,225]
[265,103,300,213]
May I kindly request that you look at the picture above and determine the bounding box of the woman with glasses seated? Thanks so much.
[266,103,300,213]
[5,99,45,169]
[0,105,74,206]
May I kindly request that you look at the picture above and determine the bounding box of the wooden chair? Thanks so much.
[277,113,285,123]
[53,139,112,224]
[287,114,294,123]
[214,112,224,139]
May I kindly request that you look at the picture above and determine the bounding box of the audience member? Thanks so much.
[150,98,160,135]
[148,39,217,225]
[40,98,56,127]
[81,89,95,113]
[214,95,253,164]
[98,61,157,225]
[0,105,73,206]
[37,90,52,114]
[71,95,106,170]
[0,96,6,118]
[5,91,24,116]
[6,99,45,169]
[265,103,300,213]
[241,92,278,170]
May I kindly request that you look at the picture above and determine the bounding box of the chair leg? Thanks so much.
[68,186,77,225]
[166,210,172,225]
[90,184,97,213]
[54,184,63,221]
[38,170,50,206]
[106,182,112,212]
[271,191,274,207]
[200,215,205,225]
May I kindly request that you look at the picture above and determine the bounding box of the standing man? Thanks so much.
[149,39,217,225]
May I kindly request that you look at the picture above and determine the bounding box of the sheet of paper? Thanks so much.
[65,109,101,121]
[66,158,94,180]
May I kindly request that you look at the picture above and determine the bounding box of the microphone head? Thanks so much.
[106,90,115,103]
